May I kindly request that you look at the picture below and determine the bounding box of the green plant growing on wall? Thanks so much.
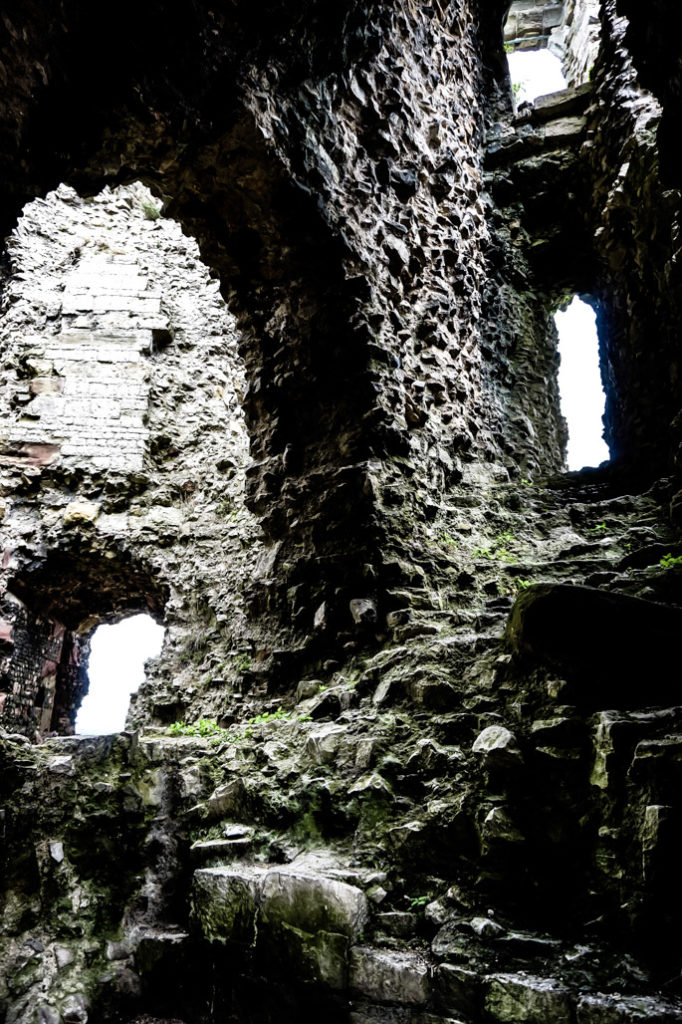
[233,653,252,673]
[169,718,228,738]
[407,894,430,913]
[141,201,162,221]
[249,708,290,725]
[513,578,532,593]
[660,553,682,569]
[472,530,518,564]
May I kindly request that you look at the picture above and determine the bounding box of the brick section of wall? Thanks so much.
[0,593,67,733]
[6,253,164,472]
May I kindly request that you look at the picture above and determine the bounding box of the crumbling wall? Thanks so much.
[0,183,262,734]
[584,1,682,474]
[2,3,682,1023]
[551,0,601,84]
[504,0,566,49]
[0,592,85,735]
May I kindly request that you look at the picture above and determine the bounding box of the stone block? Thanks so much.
[260,866,368,939]
[543,116,587,144]
[264,921,349,989]
[483,973,572,1023]
[576,993,682,1022]
[193,860,368,954]
[472,725,521,765]
[62,500,100,525]
[192,866,261,944]
[350,947,430,1005]
[434,962,480,1018]
[306,723,352,764]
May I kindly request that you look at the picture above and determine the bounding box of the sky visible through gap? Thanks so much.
[75,614,165,734]
[556,297,609,470]
[507,49,608,470]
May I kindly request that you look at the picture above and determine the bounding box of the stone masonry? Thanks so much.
[2,2,682,1023]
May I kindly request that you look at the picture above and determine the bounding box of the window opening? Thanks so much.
[555,296,609,471]
[507,49,567,104]
[75,613,164,735]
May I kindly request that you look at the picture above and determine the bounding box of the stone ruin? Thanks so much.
[2,0,682,1021]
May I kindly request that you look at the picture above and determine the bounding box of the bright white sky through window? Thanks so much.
[556,297,609,470]
[507,49,566,103]
[76,613,165,735]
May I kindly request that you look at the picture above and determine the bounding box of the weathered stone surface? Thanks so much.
[433,963,480,1018]
[193,860,367,943]
[472,726,521,765]
[576,993,682,1023]
[484,973,572,1023]
[260,867,368,940]
[350,947,430,1006]
[191,866,261,945]
[2,2,682,1023]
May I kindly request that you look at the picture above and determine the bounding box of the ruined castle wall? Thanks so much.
[238,0,567,589]
[504,0,566,49]
[0,592,78,734]
[551,0,601,84]
[585,1,682,473]
[0,1,575,688]
[0,183,263,733]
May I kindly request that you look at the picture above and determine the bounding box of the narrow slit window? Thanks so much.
[76,613,165,735]
[555,296,609,471]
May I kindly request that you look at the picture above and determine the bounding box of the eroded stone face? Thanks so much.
[0,182,262,735]
[2,2,682,1023]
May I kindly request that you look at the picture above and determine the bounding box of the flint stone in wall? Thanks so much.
[472,725,521,765]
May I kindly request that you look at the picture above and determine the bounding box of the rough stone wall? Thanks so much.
[504,0,566,49]
[0,592,82,734]
[0,0,573,682]
[235,0,568,641]
[0,182,263,733]
[3,3,682,1023]
[584,2,682,473]
[551,0,601,84]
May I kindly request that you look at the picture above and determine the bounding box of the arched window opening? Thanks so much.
[0,178,256,740]
[555,295,609,470]
[76,614,165,735]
